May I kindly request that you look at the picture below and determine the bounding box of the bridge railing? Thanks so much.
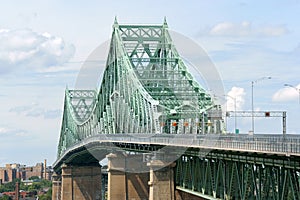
[82,133,300,155]
[213,135,300,154]
[54,133,300,168]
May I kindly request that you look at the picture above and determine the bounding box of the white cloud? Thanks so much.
[210,21,251,36]
[272,84,300,102]
[0,28,75,74]
[226,87,246,111]
[0,126,28,137]
[9,102,38,113]
[209,21,288,37]
[9,103,61,119]
[0,127,9,135]
[259,25,288,37]
[0,29,9,34]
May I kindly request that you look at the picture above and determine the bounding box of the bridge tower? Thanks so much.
[53,18,226,200]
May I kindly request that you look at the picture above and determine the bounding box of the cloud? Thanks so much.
[226,87,246,111]
[9,102,38,113]
[259,25,288,37]
[210,21,251,37]
[0,127,10,136]
[0,28,75,74]
[208,21,288,37]
[272,84,300,102]
[26,108,61,119]
[9,103,61,119]
[0,126,28,137]
[43,109,61,119]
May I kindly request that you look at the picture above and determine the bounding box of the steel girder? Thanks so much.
[57,89,98,156]
[176,154,300,200]
[56,19,223,158]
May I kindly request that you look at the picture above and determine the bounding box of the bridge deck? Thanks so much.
[54,133,300,168]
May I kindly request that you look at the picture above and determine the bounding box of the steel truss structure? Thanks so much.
[227,111,286,118]
[57,19,224,157]
[227,111,287,135]
[176,153,300,200]
[56,19,300,200]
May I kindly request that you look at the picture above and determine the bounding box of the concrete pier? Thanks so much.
[60,164,101,200]
[148,160,175,200]
[107,153,149,200]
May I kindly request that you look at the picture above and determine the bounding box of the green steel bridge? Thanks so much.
[53,19,300,200]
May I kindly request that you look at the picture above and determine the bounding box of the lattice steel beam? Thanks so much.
[56,19,224,158]
[227,111,287,135]
[176,154,300,200]
[227,111,286,117]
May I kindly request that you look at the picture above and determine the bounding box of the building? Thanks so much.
[23,163,43,179]
[0,160,53,184]
[1,191,34,199]
[0,166,17,183]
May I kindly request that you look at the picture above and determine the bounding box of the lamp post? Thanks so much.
[251,76,271,134]
[284,84,300,104]
[225,95,237,133]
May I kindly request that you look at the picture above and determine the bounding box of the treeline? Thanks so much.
[0,177,52,200]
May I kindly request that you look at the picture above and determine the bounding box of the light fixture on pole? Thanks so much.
[251,76,271,134]
[284,84,300,104]
[225,94,237,133]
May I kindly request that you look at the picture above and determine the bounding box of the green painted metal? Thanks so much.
[57,19,224,158]
[176,154,300,200]
[56,20,300,199]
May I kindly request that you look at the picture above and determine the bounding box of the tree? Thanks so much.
[40,180,52,188]
[29,176,40,180]
[38,188,52,200]
[0,195,13,200]
[0,182,14,193]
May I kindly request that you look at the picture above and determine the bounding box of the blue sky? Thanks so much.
[0,0,299,166]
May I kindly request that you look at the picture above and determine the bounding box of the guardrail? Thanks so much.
[54,133,300,167]
[84,133,300,155]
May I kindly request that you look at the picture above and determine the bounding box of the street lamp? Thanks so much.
[284,84,300,104]
[251,76,272,134]
[225,95,237,133]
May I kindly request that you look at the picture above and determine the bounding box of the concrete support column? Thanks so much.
[61,164,72,200]
[107,153,126,200]
[148,161,175,200]
[61,163,101,200]
[52,172,61,200]
[107,168,126,199]
[107,153,149,200]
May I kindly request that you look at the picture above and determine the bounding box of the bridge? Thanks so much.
[52,19,300,200]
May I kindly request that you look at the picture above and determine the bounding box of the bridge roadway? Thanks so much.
[52,20,300,200]
[53,133,300,200]
[54,133,300,167]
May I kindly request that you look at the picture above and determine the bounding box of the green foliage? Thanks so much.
[0,182,14,193]
[40,179,52,188]
[19,182,28,191]
[29,176,40,180]
[0,178,52,195]
[27,182,41,194]
[0,178,23,192]
[38,188,52,200]
[0,195,13,200]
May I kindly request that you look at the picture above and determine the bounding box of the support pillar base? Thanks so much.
[148,161,175,200]
[61,163,101,200]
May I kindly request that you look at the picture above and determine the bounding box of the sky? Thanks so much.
[0,0,299,167]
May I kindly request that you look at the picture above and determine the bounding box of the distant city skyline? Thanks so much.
[0,1,299,166]
[0,160,52,184]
